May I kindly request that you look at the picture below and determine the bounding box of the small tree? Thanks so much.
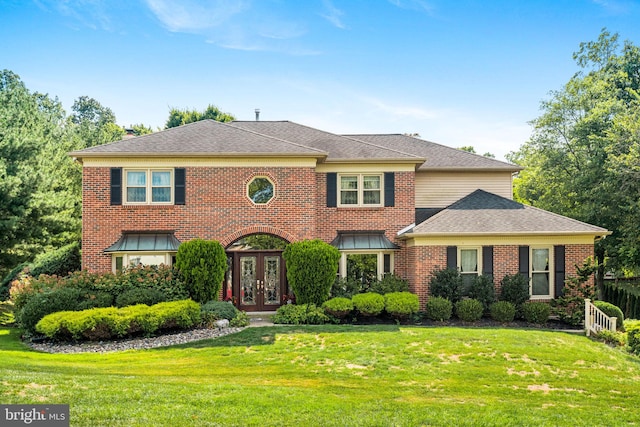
[175,239,227,303]
[282,239,340,305]
[552,257,598,326]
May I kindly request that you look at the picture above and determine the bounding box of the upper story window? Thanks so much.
[339,174,382,207]
[247,176,275,204]
[125,169,173,204]
[530,247,552,298]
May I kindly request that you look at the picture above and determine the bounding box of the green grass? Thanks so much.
[1,325,639,426]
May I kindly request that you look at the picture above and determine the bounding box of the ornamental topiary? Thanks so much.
[593,300,625,331]
[455,298,484,322]
[425,297,453,321]
[522,302,550,324]
[351,292,385,317]
[175,239,228,303]
[489,301,516,323]
[322,297,354,319]
[282,239,340,306]
[384,292,419,320]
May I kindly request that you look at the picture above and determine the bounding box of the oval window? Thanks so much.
[248,177,274,204]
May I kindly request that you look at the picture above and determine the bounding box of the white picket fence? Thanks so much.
[584,298,617,336]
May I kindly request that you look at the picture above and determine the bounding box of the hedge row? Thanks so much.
[35,300,201,341]
[602,280,640,320]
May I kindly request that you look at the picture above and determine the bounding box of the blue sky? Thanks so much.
[2,0,640,160]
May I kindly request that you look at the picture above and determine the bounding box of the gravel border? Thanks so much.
[28,327,245,354]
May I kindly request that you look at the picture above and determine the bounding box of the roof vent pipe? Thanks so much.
[255,108,260,121]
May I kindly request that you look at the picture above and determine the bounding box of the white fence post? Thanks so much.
[585,298,591,337]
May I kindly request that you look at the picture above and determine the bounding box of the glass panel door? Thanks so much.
[240,256,257,306]
[264,256,281,305]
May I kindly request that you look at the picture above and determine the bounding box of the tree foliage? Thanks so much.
[508,29,640,274]
[165,104,235,128]
[175,239,228,303]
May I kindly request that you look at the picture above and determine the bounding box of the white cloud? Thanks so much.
[320,0,347,29]
[144,0,249,32]
[387,0,436,15]
[34,0,114,31]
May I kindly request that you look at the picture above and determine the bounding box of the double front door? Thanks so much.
[232,251,286,311]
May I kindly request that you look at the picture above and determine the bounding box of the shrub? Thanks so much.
[175,239,228,303]
[467,275,496,313]
[200,301,240,327]
[330,277,360,299]
[625,320,640,355]
[384,292,419,320]
[522,302,550,324]
[18,287,86,334]
[35,300,201,341]
[593,301,625,331]
[499,274,530,317]
[368,274,410,295]
[455,299,484,322]
[30,241,81,278]
[76,292,114,311]
[230,311,250,327]
[1,262,31,299]
[425,297,453,321]
[283,239,340,305]
[351,293,385,317]
[272,304,330,325]
[429,268,463,303]
[552,258,597,326]
[116,288,168,308]
[594,329,626,347]
[322,297,354,319]
[489,301,516,323]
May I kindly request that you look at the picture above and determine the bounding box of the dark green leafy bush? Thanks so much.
[455,299,484,322]
[368,274,410,295]
[175,239,228,303]
[322,297,354,319]
[499,274,530,317]
[272,304,330,325]
[522,302,550,324]
[283,239,340,305]
[425,297,453,321]
[489,301,516,323]
[30,241,81,278]
[384,292,419,320]
[230,311,250,327]
[351,293,385,317]
[200,301,241,327]
[76,292,114,311]
[593,301,625,330]
[330,277,360,299]
[625,320,640,355]
[35,300,201,341]
[467,275,496,313]
[594,329,626,347]
[429,268,463,303]
[116,288,168,308]
[18,287,86,334]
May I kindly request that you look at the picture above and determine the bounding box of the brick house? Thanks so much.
[70,120,609,310]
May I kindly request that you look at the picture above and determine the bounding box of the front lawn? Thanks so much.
[1,325,638,426]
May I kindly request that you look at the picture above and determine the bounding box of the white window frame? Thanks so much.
[112,252,174,273]
[338,251,394,280]
[337,174,383,207]
[458,246,481,279]
[529,246,553,299]
[124,168,174,205]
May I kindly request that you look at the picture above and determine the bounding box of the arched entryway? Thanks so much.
[225,234,289,312]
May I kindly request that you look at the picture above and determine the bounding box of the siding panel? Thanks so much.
[415,171,513,208]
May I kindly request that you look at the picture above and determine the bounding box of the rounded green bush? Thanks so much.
[368,274,410,295]
[18,287,85,333]
[201,300,239,320]
[499,274,530,317]
[522,302,550,324]
[351,293,385,317]
[384,292,419,319]
[489,301,516,323]
[116,288,167,308]
[322,297,354,319]
[273,304,329,325]
[594,301,624,330]
[429,268,463,303]
[175,239,228,303]
[76,291,114,310]
[455,298,484,322]
[468,275,496,312]
[425,296,453,321]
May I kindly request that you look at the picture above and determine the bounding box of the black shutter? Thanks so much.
[174,168,186,205]
[446,246,457,270]
[327,173,337,207]
[482,246,494,279]
[110,168,122,206]
[384,172,395,207]
[554,245,566,298]
[519,246,529,280]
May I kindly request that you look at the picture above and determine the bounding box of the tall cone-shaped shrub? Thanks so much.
[175,239,227,303]
[283,239,340,305]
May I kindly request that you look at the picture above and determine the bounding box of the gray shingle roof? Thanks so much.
[406,190,610,236]
[346,134,521,171]
[70,120,328,158]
